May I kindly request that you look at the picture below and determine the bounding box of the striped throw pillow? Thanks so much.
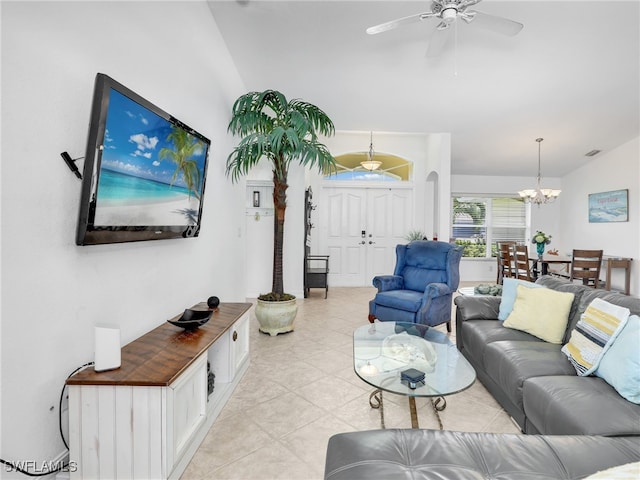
[561,298,630,376]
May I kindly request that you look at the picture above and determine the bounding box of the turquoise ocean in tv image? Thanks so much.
[97,168,192,205]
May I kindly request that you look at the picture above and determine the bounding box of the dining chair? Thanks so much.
[570,249,603,288]
[513,244,533,281]
[496,242,516,284]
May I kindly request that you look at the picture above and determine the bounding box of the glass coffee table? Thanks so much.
[353,322,476,429]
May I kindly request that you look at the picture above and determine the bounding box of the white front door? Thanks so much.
[319,185,413,287]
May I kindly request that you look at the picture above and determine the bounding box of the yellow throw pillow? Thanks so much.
[503,285,574,344]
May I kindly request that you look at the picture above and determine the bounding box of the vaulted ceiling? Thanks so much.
[208,1,640,177]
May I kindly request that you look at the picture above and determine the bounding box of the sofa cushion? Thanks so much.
[325,429,640,480]
[374,289,423,312]
[455,295,501,321]
[578,287,640,317]
[562,298,630,376]
[483,341,575,412]
[595,315,640,404]
[504,285,574,344]
[460,320,543,366]
[523,375,640,436]
[498,278,543,320]
[400,266,446,292]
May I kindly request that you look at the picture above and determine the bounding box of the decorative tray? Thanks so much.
[167,309,212,330]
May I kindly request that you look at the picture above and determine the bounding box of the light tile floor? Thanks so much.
[182,284,520,480]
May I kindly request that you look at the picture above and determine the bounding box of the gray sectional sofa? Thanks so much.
[455,275,640,435]
[324,276,640,479]
[325,429,640,479]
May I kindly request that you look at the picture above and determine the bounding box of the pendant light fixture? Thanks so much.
[360,131,382,171]
[518,138,561,205]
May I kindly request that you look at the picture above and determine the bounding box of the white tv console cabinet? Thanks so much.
[67,302,251,479]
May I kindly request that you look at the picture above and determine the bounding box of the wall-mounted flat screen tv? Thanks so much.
[76,73,211,245]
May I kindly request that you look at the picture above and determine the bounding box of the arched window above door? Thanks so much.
[324,152,412,181]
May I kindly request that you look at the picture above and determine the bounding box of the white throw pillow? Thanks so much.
[584,462,640,479]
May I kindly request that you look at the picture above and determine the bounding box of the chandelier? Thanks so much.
[518,138,561,205]
[360,131,382,171]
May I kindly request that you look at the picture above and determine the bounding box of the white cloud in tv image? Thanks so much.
[93,89,208,227]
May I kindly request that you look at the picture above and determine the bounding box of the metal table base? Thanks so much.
[369,389,446,430]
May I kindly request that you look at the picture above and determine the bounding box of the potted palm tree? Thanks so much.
[227,90,336,335]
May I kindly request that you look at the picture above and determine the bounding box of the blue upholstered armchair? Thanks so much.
[368,240,463,332]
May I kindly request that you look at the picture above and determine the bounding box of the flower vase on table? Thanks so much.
[532,230,552,263]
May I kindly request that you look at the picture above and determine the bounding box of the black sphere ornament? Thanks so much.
[207,296,220,310]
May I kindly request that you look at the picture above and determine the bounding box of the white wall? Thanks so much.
[559,136,639,296]
[244,161,305,299]
[425,133,453,241]
[1,1,245,475]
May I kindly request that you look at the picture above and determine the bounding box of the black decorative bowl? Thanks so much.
[167,309,212,330]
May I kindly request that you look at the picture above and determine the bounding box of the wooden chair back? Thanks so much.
[496,242,516,284]
[570,249,603,288]
[513,244,533,281]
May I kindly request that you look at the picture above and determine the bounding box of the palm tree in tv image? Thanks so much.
[159,126,204,199]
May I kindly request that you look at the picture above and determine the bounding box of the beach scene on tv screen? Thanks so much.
[94,89,208,227]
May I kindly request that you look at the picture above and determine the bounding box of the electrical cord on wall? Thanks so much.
[59,362,94,450]
[0,362,94,477]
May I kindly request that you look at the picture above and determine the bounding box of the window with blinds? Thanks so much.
[451,196,527,258]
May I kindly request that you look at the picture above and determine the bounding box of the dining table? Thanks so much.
[529,254,632,295]
[529,255,572,279]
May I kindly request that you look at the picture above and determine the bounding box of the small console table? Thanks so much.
[304,255,330,298]
[67,302,252,479]
[603,257,632,295]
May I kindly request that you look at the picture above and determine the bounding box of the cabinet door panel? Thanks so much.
[132,387,165,479]
[115,387,134,478]
[96,387,116,479]
[231,313,250,374]
[170,354,207,461]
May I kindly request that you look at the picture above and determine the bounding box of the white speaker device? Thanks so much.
[94,324,121,372]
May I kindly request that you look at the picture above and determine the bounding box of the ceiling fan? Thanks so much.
[366,0,524,57]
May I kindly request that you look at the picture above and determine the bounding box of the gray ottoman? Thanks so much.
[325,429,640,480]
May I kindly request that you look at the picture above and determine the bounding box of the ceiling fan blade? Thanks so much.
[465,10,524,36]
[426,22,451,57]
[458,0,482,8]
[366,12,437,35]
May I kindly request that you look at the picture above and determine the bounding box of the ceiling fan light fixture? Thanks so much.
[517,138,561,205]
[442,8,458,23]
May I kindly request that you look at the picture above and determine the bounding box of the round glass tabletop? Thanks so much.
[353,322,476,398]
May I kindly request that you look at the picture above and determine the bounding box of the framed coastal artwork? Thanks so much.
[588,189,628,223]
